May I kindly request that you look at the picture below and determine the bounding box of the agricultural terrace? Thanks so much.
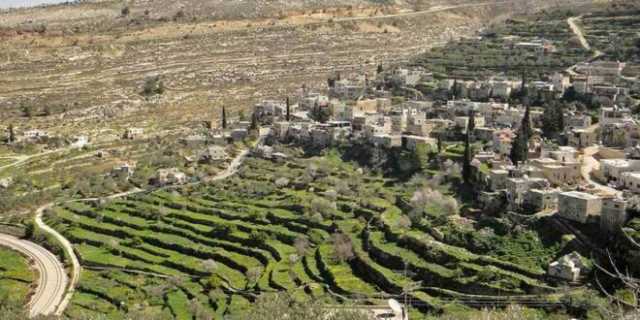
[0,247,35,306]
[411,9,590,80]
[45,146,588,319]
[580,5,640,82]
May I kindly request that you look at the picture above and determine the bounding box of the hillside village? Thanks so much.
[238,55,636,282]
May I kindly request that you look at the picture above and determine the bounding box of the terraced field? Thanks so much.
[412,8,591,80]
[44,148,578,319]
[580,7,640,68]
[0,247,35,306]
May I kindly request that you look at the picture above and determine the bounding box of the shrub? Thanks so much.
[331,233,354,263]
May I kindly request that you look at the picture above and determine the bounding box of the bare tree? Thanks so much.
[294,235,310,256]
[331,233,354,263]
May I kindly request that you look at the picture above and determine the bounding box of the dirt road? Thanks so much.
[0,234,67,317]
[580,145,621,196]
[567,16,591,51]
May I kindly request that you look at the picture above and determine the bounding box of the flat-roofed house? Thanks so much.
[557,191,602,223]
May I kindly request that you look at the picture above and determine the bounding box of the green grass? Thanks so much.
[0,248,34,304]
[49,148,577,319]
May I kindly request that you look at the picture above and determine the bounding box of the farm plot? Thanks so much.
[48,149,570,319]
[412,9,590,80]
[0,247,35,306]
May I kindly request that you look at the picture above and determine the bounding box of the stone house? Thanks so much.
[506,176,550,208]
[600,159,640,184]
[371,134,402,148]
[534,159,581,186]
[523,188,559,212]
[541,145,578,163]
[601,121,640,148]
[124,128,144,140]
[489,169,509,191]
[564,113,592,131]
[153,168,188,186]
[548,252,588,282]
[567,125,598,149]
[600,197,628,233]
[620,172,640,193]
[557,191,602,223]
[200,146,228,163]
[600,106,632,126]
[392,68,424,86]
[112,162,136,180]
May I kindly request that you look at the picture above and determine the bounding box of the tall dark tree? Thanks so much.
[436,133,443,153]
[250,109,259,131]
[285,97,291,122]
[222,106,227,130]
[462,119,473,186]
[7,124,15,144]
[451,79,459,99]
[468,110,476,135]
[310,101,330,123]
[542,101,564,140]
[377,64,383,75]
[510,104,532,166]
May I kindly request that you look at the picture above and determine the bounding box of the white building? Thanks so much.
[557,191,602,223]
[548,252,587,282]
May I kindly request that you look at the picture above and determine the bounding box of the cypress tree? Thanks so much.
[377,64,383,75]
[468,110,476,135]
[437,133,443,153]
[451,79,459,99]
[286,97,290,122]
[462,119,473,185]
[8,124,15,144]
[510,104,532,166]
[222,106,227,130]
[250,110,258,131]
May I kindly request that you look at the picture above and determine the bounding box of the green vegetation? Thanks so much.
[0,248,35,306]
[47,146,597,319]
[411,9,590,80]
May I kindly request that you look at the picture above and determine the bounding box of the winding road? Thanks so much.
[6,128,271,317]
[0,234,67,317]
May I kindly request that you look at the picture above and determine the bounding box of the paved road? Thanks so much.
[34,205,79,316]
[0,234,67,317]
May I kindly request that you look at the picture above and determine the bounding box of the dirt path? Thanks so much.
[567,16,591,51]
[580,145,621,197]
[24,128,270,315]
[0,234,67,317]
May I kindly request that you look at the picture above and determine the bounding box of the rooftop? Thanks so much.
[560,191,600,200]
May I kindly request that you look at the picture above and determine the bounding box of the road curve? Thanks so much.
[26,129,270,315]
[35,205,80,316]
[0,234,67,317]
